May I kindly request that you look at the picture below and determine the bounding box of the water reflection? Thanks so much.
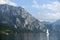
[15,33,47,40]
[0,33,47,40]
[0,32,59,40]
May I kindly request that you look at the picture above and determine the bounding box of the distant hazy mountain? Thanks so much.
[52,19,60,31]
[42,19,60,40]
[0,4,46,32]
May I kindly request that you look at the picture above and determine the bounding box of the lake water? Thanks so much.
[0,32,59,40]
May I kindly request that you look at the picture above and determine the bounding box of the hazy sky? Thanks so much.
[0,0,60,22]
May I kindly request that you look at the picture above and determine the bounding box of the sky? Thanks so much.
[0,0,60,22]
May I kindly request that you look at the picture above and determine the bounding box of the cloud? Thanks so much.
[38,12,60,22]
[42,1,60,11]
[0,0,17,6]
[32,0,40,8]
[32,0,60,11]
[32,0,60,22]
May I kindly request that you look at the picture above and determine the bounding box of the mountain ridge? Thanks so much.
[0,4,46,32]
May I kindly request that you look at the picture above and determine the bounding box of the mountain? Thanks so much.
[50,19,60,40]
[42,21,52,31]
[1,4,60,40]
[43,19,60,40]
[52,19,60,31]
[41,20,60,40]
[0,4,48,40]
[0,4,46,32]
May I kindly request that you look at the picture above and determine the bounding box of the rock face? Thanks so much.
[0,4,45,31]
[0,4,46,40]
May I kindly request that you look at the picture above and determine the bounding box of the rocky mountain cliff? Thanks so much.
[0,4,46,32]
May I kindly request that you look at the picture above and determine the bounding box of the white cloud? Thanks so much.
[32,0,40,8]
[32,0,60,22]
[0,0,17,6]
[42,1,60,11]
[38,12,60,22]
[32,0,60,11]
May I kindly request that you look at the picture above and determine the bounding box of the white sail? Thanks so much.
[47,29,49,40]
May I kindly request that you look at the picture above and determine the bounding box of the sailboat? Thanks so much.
[47,29,49,40]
